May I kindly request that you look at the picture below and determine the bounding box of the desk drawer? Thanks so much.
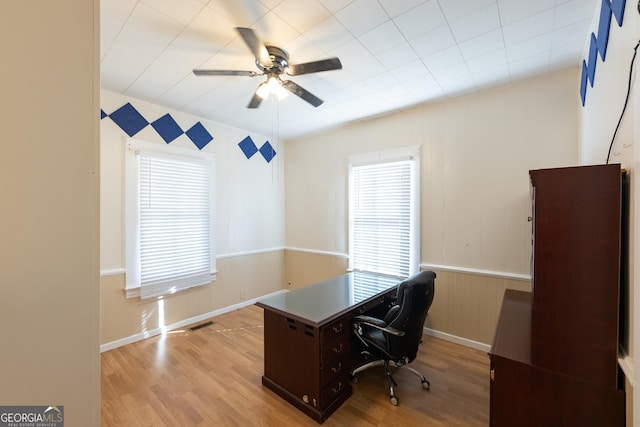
[355,292,396,316]
[321,317,348,344]
[321,373,350,407]
[321,334,350,365]
[320,354,349,386]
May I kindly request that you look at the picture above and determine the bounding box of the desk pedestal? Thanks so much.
[257,272,399,423]
[262,309,351,423]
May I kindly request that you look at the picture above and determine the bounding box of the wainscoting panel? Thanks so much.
[283,250,530,346]
[100,250,285,347]
[284,248,349,290]
[426,268,531,345]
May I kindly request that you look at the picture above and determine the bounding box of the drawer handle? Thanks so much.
[333,343,343,354]
[332,382,343,394]
[331,363,342,374]
[333,323,343,334]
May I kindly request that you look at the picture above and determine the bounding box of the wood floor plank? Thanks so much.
[101,305,490,426]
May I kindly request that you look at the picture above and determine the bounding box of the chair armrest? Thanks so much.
[353,315,405,336]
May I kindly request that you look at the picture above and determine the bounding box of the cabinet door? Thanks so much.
[529,164,621,387]
[491,355,625,427]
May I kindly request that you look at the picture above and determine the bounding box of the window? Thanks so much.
[125,140,216,299]
[349,146,420,278]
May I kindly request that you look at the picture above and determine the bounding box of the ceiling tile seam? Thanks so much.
[131,1,227,105]
[368,0,451,99]
[493,0,513,84]
[100,1,141,68]
[418,0,479,97]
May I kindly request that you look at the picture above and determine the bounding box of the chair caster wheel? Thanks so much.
[422,380,430,390]
[350,374,359,384]
[390,395,399,406]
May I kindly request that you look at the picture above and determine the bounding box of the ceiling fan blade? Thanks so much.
[287,58,342,76]
[193,69,259,77]
[247,86,263,109]
[281,80,323,107]
[236,27,272,66]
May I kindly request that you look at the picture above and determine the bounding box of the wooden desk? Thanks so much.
[256,271,400,423]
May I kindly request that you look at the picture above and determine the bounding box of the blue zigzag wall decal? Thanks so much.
[102,103,276,163]
[102,103,214,150]
[580,0,626,106]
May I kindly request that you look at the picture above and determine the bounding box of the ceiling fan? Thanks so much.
[193,27,342,109]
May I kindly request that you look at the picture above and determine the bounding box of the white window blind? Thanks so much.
[126,141,216,299]
[349,147,420,278]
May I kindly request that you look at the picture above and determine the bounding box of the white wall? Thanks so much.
[578,0,640,425]
[100,90,285,270]
[580,0,639,166]
[0,1,100,425]
[100,90,286,347]
[284,69,579,345]
[286,68,579,276]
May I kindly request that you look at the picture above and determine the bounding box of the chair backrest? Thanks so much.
[385,270,436,362]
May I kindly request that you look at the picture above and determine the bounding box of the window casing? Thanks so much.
[348,146,420,278]
[125,140,216,299]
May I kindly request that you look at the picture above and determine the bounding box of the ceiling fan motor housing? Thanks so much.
[257,45,289,74]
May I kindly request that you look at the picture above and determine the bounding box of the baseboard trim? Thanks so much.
[100,290,288,353]
[423,327,491,353]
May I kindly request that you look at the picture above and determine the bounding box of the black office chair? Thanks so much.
[350,270,436,405]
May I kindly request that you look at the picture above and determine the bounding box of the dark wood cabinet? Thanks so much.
[530,164,622,386]
[490,164,625,426]
[491,290,625,427]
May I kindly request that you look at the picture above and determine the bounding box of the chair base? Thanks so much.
[350,359,430,405]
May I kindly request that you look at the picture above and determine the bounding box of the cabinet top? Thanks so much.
[530,163,621,184]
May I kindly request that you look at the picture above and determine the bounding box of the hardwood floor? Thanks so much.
[101,305,490,426]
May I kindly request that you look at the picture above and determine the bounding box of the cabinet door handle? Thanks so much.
[331,363,342,373]
[333,323,343,334]
[333,343,343,353]
[490,369,495,381]
[332,382,343,394]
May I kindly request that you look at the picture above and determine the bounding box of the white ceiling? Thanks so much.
[101,0,597,139]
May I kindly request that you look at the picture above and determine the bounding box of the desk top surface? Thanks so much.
[256,271,401,326]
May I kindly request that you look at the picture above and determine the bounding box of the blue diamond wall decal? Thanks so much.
[152,114,184,143]
[238,136,258,159]
[259,141,277,163]
[108,103,149,137]
[185,122,213,150]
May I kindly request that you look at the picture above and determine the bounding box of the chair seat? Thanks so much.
[350,270,436,406]
[358,328,395,361]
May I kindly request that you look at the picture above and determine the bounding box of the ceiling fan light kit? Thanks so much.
[194,27,342,109]
[256,76,288,100]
